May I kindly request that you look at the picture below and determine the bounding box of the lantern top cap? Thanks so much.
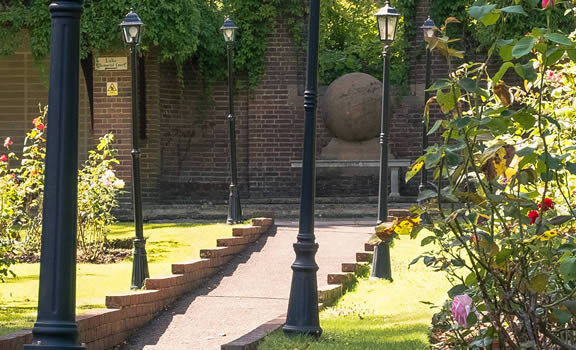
[220,17,238,32]
[421,16,436,30]
[120,9,144,28]
[375,1,400,19]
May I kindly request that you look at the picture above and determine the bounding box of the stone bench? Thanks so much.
[290,159,412,198]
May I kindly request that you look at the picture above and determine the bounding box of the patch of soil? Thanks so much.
[78,248,132,264]
[16,248,132,264]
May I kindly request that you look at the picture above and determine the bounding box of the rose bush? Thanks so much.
[408,1,576,348]
[0,106,124,275]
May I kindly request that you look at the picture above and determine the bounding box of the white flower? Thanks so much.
[113,179,125,189]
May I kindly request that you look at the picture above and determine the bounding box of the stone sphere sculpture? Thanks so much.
[322,72,382,142]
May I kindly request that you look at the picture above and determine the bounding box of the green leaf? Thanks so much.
[466,311,478,325]
[530,273,548,293]
[427,79,451,91]
[512,37,536,58]
[427,119,443,136]
[465,272,477,287]
[539,152,561,170]
[447,284,468,298]
[553,309,572,324]
[500,43,514,61]
[468,4,497,20]
[457,78,476,92]
[492,62,514,84]
[546,47,565,66]
[437,88,456,113]
[567,49,576,63]
[549,215,573,226]
[559,256,576,281]
[512,111,536,130]
[421,236,436,246]
[514,62,538,82]
[500,5,528,15]
[481,12,500,26]
[418,189,438,202]
[517,147,536,157]
[544,33,573,46]
[566,162,576,175]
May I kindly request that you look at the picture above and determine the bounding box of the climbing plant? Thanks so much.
[223,0,306,88]
[317,0,418,89]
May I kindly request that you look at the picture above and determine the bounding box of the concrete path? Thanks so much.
[119,219,374,350]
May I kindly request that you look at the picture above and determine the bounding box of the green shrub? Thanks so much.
[0,106,124,275]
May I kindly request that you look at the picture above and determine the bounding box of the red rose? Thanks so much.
[542,0,555,8]
[37,123,45,131]
[528,210,539,224]
[538,198,554,211]
[3,137,12,148]
[0,154,7,162]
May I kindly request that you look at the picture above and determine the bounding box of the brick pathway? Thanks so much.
[119,219,374,350]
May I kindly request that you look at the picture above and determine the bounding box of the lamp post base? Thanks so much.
[283,242,322,337]
[282,324,322,337]
[24,321,85,350]
[131,238,149,290]
[226,184,242,225]
[370,241,392,281]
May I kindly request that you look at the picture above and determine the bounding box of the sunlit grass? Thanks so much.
[259,238,451,350]
[0,222,236,336]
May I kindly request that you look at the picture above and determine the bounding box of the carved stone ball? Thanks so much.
[322,72,382,142]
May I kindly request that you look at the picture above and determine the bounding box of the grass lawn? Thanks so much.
[259,237,451,350]
[0,222,238,336]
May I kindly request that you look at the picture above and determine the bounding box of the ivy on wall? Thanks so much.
[223,0,306,89]
[0,0,420,90]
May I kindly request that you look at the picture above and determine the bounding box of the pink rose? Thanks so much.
[542,0,555,8]
[546,70,562,83]
[451,294,473,327]
[3,137,12,148]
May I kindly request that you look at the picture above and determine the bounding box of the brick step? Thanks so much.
[327,272,355,285]
[356,252,373,263]
[342,262,368,273]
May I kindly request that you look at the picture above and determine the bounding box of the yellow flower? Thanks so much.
[505,167,517,179]
[538,230,559,241]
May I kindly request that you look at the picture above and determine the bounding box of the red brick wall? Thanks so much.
[92,53,133,183]
[104,0,458,203]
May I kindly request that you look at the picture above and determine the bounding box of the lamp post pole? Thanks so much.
[372,44,393,281]
[221,18,242,225]
[419,17,435,198]
[24,1,85,348]
[372,1,400,281]
[120,10,149,290]
[283,0,322,337]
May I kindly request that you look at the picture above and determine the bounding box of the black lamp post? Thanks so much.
[371,1,400,281]
[221,18,243,225]
[419,17,435,198]
[24,1,85,349]
[283,0,322,337]
[120,10,149,290]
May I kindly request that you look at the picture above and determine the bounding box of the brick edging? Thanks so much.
[0,218,275,350]
[220,238,373,350]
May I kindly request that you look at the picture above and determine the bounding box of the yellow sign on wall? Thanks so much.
[107,82,118,97]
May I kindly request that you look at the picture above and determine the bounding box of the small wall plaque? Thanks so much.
[96,57,128,71]
[107,82,119,96]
